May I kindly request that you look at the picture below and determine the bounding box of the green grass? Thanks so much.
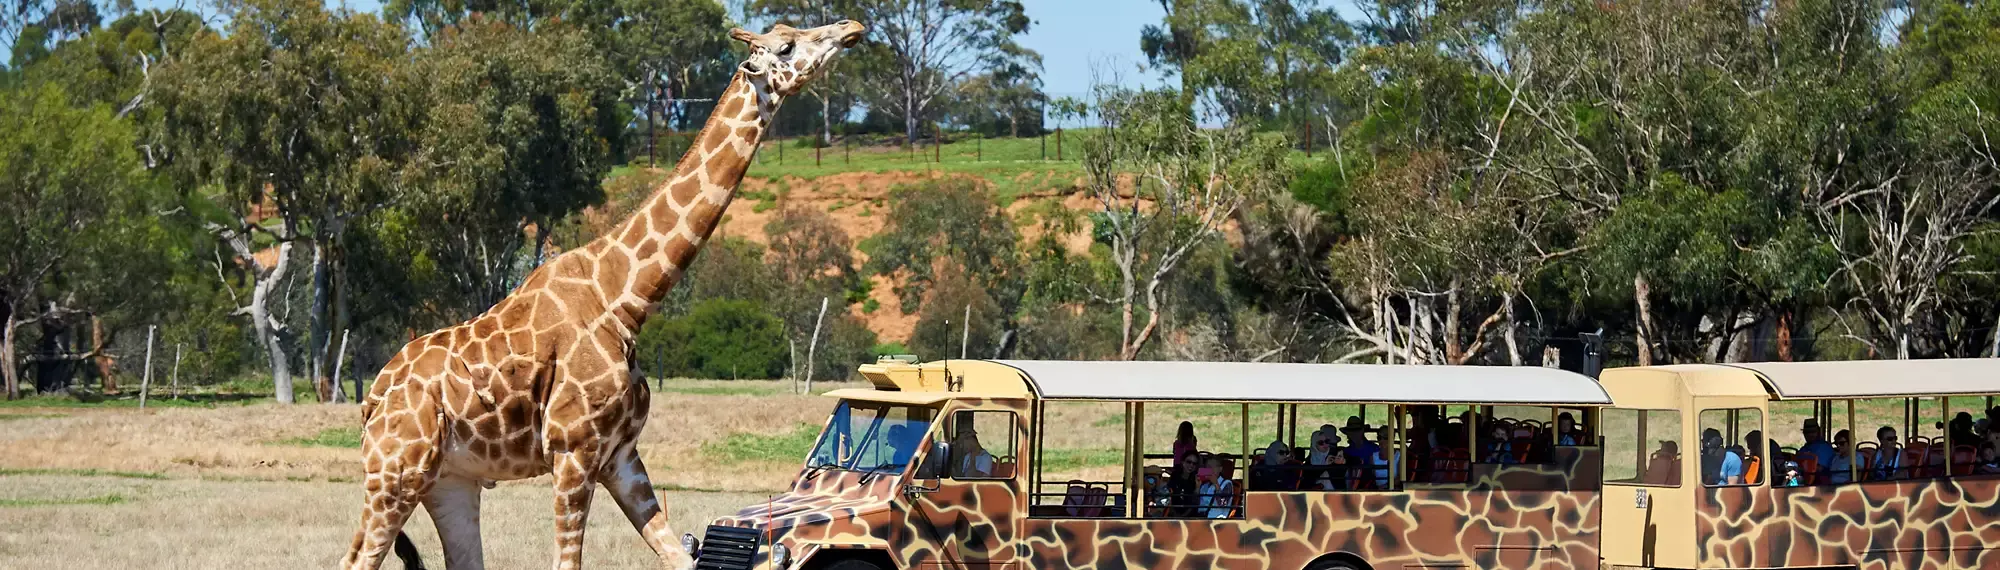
[277,427,364,449]
[0,493,129,508]
[0,468,166,480]
[742,134,1090,201]
[702,423,821,463]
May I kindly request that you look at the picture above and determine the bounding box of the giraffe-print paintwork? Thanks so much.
[1695,477,2000,569]
[340,20,867,570]
[705,397,1604,570]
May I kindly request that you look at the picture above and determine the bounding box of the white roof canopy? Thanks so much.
[1723,359,2000,399]
[991,360,1611,405]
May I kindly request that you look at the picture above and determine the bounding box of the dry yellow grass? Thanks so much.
[0,473,772,568]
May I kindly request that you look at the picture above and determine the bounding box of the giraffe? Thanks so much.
[339,20,867,570]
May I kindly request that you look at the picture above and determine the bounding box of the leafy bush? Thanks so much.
[637,299,788,379]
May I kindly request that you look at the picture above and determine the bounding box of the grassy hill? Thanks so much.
[605,135,1099,343]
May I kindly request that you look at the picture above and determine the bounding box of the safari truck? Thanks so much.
[685,358,1610,570]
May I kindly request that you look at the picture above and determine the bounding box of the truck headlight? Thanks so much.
[770,543,790,568]
[681,533,699,558]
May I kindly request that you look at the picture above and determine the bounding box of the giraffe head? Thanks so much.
[730,20,867,97]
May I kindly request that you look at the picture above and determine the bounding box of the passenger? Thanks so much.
[1780,460,1802,487]
[1979,439,2000,475]
[1832,428,1856,482]
[1196,456,1237,518]
[1172,421,1199,474]
[1341,417,1380,465]
[1485,424,1514,464]
[1951,412,1979,448]
[1870,426,1903,480]
[1645,440,1680,485]
[1172,453,1202,516]
[1745,430,1770,483]
[1305,427,1346,490]
[948,421,994,478]
[1701,428,1744,485]
[1797,420,1836,479]
[1373,426,1396,488]
[1255,440,1298,490]
[1557,412,1580,446]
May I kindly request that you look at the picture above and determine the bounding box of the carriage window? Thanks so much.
[1031,402,1128,518]
[946,410,1018,480]
[1698,408,1765,487]
[1604,408,1681,487]
[1478,406,1559,465]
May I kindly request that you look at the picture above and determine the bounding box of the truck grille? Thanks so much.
[695,525,762,570]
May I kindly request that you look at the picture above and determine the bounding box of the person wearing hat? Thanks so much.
[1645,439,1680,485]
[1797,419,1836,481]
[1701,428,1744,485]
[1340,416,1380,468]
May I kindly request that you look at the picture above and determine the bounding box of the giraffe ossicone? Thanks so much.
[340,19,866,570]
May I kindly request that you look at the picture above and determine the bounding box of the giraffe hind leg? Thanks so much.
[344,382,445,570]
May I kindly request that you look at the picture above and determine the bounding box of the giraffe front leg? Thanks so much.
[550,449,599,570]
[599,446,695,570]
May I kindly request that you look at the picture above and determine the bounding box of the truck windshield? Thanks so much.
[806,400,937,473]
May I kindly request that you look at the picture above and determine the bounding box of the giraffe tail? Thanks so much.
[391,531,427,570]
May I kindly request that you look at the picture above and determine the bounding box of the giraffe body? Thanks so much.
[341,20,866,570]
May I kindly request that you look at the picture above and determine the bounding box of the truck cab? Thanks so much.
[688,358,1031,570]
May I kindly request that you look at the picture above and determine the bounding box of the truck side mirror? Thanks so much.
[913,441,947,480]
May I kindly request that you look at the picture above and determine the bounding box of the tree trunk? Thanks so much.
[308,241,332,403]
[820,91,834,146]
[92,316,115,393]
[1125,277,1165,360]
[253,242,295,404]
[1776,310,1795,362]
[1,299,17,400]
[1634,272,1656,366]
[1503,291,1522,366]
[905,86,919,148]
[1444,284,1463,363]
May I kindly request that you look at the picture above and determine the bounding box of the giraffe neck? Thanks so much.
[602,70,779,319]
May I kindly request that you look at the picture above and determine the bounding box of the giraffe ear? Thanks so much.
[729,27,760,45]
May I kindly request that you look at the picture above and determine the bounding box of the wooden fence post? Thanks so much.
[139,325,155,409]
[1056,128,1064,161]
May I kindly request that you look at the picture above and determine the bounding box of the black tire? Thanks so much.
[821,559,886,570]
[1306,559,1364,570]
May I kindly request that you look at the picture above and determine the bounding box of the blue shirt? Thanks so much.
[1798,441,1836,472]
[1718,451,1744,484]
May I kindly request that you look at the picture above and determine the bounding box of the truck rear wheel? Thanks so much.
[821,559,885,570]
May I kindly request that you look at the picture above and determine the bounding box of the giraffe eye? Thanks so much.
[777,42,794,57]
